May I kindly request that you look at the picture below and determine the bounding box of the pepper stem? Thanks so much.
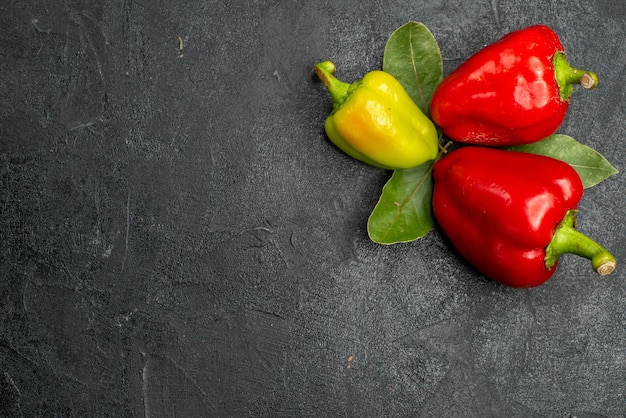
[314,61,358,110]
[545,210,616,276]
[553,52,599,101]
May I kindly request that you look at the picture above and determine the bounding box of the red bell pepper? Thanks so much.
[432,147,615,288]
[430,25,598,146]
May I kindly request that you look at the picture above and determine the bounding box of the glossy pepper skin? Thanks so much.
[433,147,615,288]
[314,61,439,170]
[430,25,599,146]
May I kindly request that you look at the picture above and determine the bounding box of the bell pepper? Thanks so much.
[314,61,439,170]
[432,147,615,288]
[430,25,599,146]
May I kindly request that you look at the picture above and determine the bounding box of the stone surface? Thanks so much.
[1,0,624,416]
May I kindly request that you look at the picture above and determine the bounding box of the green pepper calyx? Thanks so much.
[545,209,616,275]
[314,61,361,112]
[553,52,599,102]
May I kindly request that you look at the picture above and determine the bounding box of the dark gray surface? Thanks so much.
[1,0,624,416]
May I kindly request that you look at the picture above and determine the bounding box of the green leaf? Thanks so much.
[507,134,619,189]
[383,22,443,117]
[367,161,435,244]
[367,22,443,245]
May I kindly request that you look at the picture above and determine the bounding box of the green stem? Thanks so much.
[437,140,454,159]
[314,61,358,109]
[553,52,599,101]
[545,210,616,275]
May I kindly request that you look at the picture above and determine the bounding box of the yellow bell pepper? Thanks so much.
[314,61,439,170]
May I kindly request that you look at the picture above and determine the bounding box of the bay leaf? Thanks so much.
[508,134,618,188]
[367,161,435,244]
[383,22,443,117]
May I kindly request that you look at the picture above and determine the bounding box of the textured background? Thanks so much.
[1,0,624,416]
